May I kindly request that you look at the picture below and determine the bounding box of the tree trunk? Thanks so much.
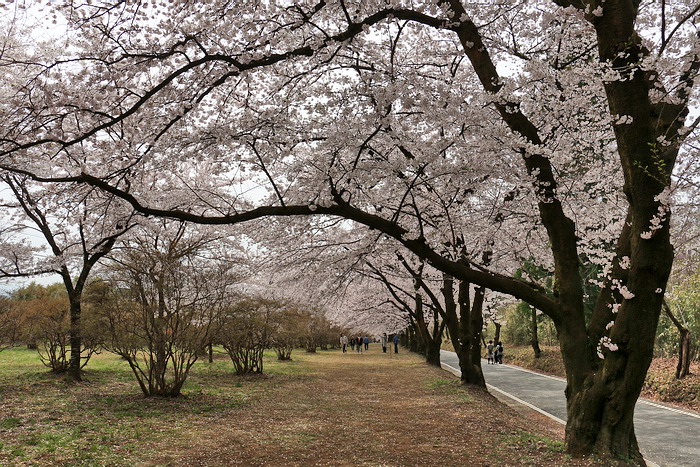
[562,245,670,463]
[558,2,684,460]
[663,301,692,379]
[412,293,442,366]
[530,307,541,359]
[208,342,214,363]
[469,286,486,370]
[67,296,82,381]
[424,343,441,367]
[441,273,485,387]
[406,322,418,353]
[460,279,485,386]
[676,329,692,380]
[276,346,293,360]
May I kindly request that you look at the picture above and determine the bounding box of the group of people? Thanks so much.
[340,333,399,354]
[486,340,504,364]
[352,336,369,352]
[339,335,368,353]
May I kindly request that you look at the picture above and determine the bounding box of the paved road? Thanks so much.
[440,350,700,467]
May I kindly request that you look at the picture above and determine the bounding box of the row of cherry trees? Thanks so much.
[0,221,342,397]
[1,0,699,462]
[0,175,342,396]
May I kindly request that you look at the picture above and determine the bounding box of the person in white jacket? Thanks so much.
[340,334,348,353]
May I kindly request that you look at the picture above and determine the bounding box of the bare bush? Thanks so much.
[9,283,100,371]
[0,296,20,351]
[97,223,233,397]
[218,297,276,375]
[269,304,308,361]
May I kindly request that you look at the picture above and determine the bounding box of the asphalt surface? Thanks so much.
[440,349,700,467]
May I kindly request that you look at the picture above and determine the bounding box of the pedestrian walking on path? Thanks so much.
[363,336,369,350]
[340,334,348,353]
[381,333,387,353]
[495,342,504,364]
[393,334,399,353]
[486,340,495,364]
[356,337,363,353]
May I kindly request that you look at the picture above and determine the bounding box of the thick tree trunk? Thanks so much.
[441,273,485,387]
[530,307,541,359]
[493,321,501,345]
[562,239,670,463]
[406,322,420,353]
[425,342,441,367]
[564,340,652,463]
[436,0,685,460]
[413,293,442,366]
[461,280,485,386]
[560,4,679,458]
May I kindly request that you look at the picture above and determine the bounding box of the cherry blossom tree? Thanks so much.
[362,256,445,364]
[1,0,699,462]
[0,174,135,379]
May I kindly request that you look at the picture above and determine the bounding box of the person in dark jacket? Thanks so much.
[393,334,399,353]
[496,342,504,364]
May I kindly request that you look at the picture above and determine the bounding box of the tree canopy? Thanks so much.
[1,0,699,462]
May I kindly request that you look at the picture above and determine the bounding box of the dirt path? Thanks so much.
[146,347,608,466]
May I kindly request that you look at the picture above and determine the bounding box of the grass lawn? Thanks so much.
[0,345,613,466]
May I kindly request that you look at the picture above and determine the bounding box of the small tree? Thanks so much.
[656,268,700,378]
[11,283,101,372]
[97,222,230,397]
[299,309,336,354]
[1,175,133,380]
[218,297,275,374]
[269,304,308,361]
[34,292,72,372]
[0,295,20,351]
[661,302,693,379]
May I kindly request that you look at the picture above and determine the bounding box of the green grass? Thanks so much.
[506,430,565,453]
[0,345,313,466]
[490,431,566,466]
[425,376,476,402]
[0,417,21,429]
[426,377,453,389]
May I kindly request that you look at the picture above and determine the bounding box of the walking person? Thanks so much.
[350,337,355,352]
[496,342,504,364]
[363,336,369,351]
[486,340,495,364]
[340,334,348,353]
[393,334,399,353]
[356,336,363,353]
[381,333,387,353]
